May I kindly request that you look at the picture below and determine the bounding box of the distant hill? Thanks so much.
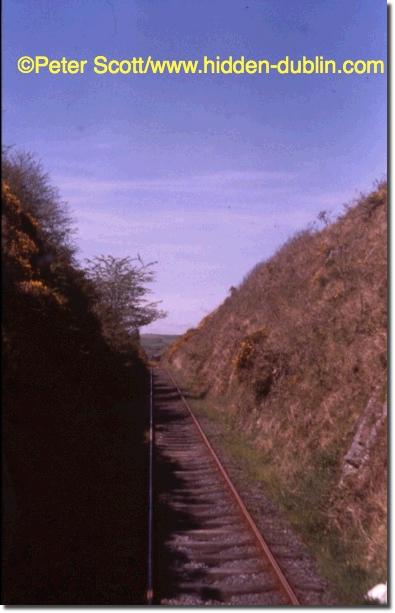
[141,333,180,358]
[165,182,387,600]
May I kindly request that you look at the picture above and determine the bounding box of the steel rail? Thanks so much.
[165,368,300,606]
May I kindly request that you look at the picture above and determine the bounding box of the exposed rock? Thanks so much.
[340,393,387,486]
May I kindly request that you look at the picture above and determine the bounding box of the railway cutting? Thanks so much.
[150,368,300,606]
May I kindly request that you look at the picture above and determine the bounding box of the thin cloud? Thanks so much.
[56,169,296,195]
[73,206,315,246]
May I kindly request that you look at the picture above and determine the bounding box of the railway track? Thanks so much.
[149,368,301,606]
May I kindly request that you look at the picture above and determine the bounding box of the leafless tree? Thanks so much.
[85,255,166,346]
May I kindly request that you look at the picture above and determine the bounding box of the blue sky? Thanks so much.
[3,0,387,333]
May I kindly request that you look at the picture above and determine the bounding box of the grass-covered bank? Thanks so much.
[166,183,387,603]
[170,370,385,605]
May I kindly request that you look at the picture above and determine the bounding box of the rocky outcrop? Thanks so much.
[340,393,387,486]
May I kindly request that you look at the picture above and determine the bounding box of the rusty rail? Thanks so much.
[165,368,300,606]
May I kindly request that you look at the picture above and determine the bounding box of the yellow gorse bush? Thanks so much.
[17,279,67,305]
[234,328,268,370]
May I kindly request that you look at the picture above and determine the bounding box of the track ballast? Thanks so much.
[150,368,300,606]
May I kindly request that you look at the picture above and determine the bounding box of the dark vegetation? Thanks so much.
[166,182,387,603]
[2,150,156,603]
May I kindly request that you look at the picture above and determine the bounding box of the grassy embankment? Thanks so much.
[165,182,387,604]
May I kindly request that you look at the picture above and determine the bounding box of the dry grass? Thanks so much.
[165,182,387,602]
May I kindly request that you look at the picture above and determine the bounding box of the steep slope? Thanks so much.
[2,169,149,603]
[166,182,387,597]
